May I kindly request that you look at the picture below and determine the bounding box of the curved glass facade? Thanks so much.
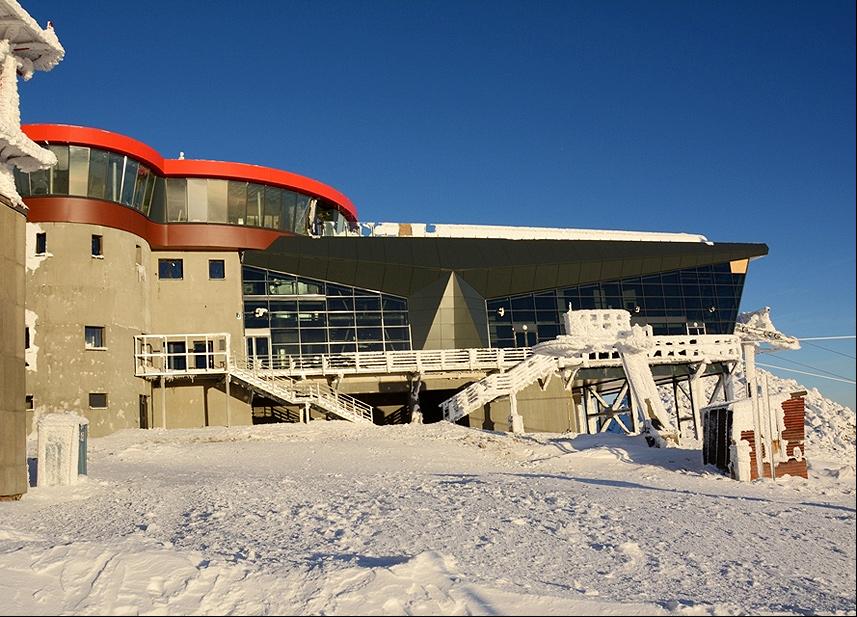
[487,263,746,348]
[242,266,412,360]
[15,144,351,235]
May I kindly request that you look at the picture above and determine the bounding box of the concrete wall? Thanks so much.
[149,379,252,429]
[1,203,27,498]
[466,379,580,433]
[25,223,152,437]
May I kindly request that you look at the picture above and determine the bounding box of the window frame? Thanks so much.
[88,393,109,409]
[158,258,184,280]
[209,259,226,280]
[84,325,106,350]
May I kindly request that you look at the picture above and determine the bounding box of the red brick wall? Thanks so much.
[739,396,808,480]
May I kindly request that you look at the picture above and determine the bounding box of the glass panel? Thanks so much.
[14,169,29,196]
[166,178,187,221]
[105,153,124,202]
[120,159,138,205]
[205,179,228,223]
[87,148,109,199]
[246,183,263,226]
[263,186,282,230]
[227,181,247,225]
[281,190,297,231]
[68,145,90,196]
[295,195,311,234]
[133,166,152,211]
[49,144,69,195]
[149,176,166,221]
[354,296,381,311]
[28,169,49,195]
[186,178,207,222]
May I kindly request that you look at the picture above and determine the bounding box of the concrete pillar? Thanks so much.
[0,202,27,499]
[508,392,524,434]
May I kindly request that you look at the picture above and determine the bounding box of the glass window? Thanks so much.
[14,168,29,196]
[133,166,153,212]
[186,178,207,222]
[166,178,187,222]
[295,195,311,233]
[35,232,47,255]
[158,258,183,279]
[263,186,282,229]
[120,159,138,206]
[87,148,109,199]
[355,296,381,311]
[49,144,69,194]
[84,326,105,349]
[246,184,264,226]
[68,145,90,196]
[106,153,124,202]
[227,181,247,224]
[209,259,225,279]
[149,177,166,221]
[207,179,228,223]
[88,393,108,409]
[91,235,103,257]
[167,341,187,371]
[281,190,297,231]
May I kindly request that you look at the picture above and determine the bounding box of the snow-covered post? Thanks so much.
[36,413,88,487]
[508,392,524,434]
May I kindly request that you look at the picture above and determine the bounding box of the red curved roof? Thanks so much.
[22,124,357,221]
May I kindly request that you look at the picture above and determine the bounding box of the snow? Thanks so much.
[360,221,710,243]
[2,420,854,615]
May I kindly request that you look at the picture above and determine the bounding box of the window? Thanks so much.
[209,259,225,279]
[25,395,34,411]
[35,232,47,255]
[84,326,105,349]
[25,327,30,349]
[135,244,142,265]
[89,393,108,409]
[91,235,103,257]
[158,259,183,279]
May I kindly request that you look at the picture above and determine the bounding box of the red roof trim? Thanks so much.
[22,123,357,221]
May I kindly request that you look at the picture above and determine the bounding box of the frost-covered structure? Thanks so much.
[36,412,88,487]
[0,0,63,206]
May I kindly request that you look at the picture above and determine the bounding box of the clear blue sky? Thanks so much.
[21,1,856,408]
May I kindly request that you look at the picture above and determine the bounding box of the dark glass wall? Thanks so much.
[242,266,412,360]
[14,144,349,236]
[486,263,746,347]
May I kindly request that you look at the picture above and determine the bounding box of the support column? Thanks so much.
[225,375,231,428]
[508,392,524,434]
[408,373,423,424]
[160,375,167,429]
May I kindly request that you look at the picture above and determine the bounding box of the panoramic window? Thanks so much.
[209,259,225,279]
[242,266,412,359]
[84,326,105,349]
[158,259,183,279]
[486,262,747,347]
[88,393,108,409]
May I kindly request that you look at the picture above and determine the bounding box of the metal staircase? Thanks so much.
[230,363,374,425]
[440,354,559,423]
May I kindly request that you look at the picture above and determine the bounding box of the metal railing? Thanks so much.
[134,333,231,377]
[230,358,374,424]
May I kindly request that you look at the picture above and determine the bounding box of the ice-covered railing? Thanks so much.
[358,222,710,243]
[134,333,231,376]
[735,307,800,350]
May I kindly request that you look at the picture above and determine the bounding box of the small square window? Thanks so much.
[92,234,103,257]
[84,325,105,349]
[35,232,47,255]
[89,393,108,409]
[158,259,183,279]
[209,259,225,279]
[25,394,34,411]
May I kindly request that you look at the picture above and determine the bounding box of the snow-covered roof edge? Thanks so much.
[360,222,711,243]
[0,0,64,77]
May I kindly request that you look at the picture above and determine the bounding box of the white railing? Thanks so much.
[260,347,533,377]
[441,355,559,422]
[229,359,374,424]
[134,333,231,377]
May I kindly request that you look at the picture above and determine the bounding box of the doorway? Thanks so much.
[246,335,272,368]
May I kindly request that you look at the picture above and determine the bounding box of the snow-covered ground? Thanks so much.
[1,371,854,616]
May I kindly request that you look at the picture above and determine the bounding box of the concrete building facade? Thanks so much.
[16,124,768,438]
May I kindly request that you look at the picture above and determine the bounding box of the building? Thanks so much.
[17,123,768,438]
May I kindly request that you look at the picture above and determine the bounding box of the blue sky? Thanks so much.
[21,1,855,407]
